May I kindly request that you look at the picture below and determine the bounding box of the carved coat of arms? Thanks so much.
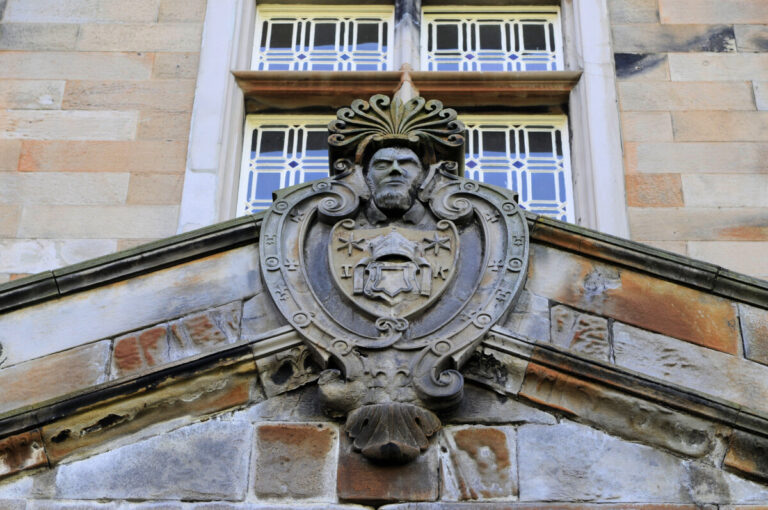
[259,93,529,464]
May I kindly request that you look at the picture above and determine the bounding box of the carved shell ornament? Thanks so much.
[259,94,529,464]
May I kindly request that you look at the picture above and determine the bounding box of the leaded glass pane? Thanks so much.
[422,8,562,71]
[463,116,573,221]
[239,115,573,222]
[252,6,393,71]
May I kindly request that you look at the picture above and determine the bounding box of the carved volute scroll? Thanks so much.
[259,94,529,464]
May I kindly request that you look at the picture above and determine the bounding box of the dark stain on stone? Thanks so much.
[462,351,508,388]
[50,429,71,444]
[271,361,295,385]
[684,462,730,504]
[615,53,666,79]
[395,0,420,27]
[0,0,7,22]
[700,25,736,52]
[81,413,128,436]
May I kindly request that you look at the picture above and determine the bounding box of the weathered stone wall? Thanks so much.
[2,231,768,506]
[609,0,768,279]
[0,0,206,283]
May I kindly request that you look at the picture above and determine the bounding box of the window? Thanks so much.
[421,7,563,72]
[252,5,394,71]
[239,113,573,222]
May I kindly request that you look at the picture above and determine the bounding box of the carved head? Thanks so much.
[365,147,424,215]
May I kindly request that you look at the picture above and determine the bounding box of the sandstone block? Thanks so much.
[337,429,438,503]
[0,501,25,510]
[0,110,137,141]
[620,112,673,142]
[254,423,337,500]
[159,0,207,22]
[0,430,47,481]
[127,173,184,205]
[43,357,256,463]
[0,245,260,367]
[63,80,196,112]
[519,363,717,458]
[137,112,192,141]
[614,322,768,415]
[18,205,178,238]
[440,426,517,500]
[152,52,200,79]
[112,325,172,378]
[0,206,19,237]
[673,112,768,142]
[739,303,768,366]
[443,382,556,425]
[245,385,327,423]
[626,173,683,207]
[628,207,768,241]
[4,0,159,23]
[550,304,611,362]
[500,289,550,342]
[612,24,735,53]
[77,24,204,52]
[0,51,153,80]
[256,344,320,398]
[735,25,768,52]
[54,418,252,500]
[0,140,21,172]
[169,301,241,358]
[619,81,755,111]
[381,505,700,510]
[614,53,669,81]
[683,174,768,208]
[0,80,64,110]
[689,242,768,279]
[518,421,691,502]
[241,292,288,339]
[19,140,187,173]
[724,430,768,483]
[527,244,741,354]
[461,345,528,396]
[0,23,78,51]
[0,239,116,274]
[629,142,768,173]
[669,53,768,81]
[0,341,110,414]
[607,0,659,23]
[755,82,768,111]
[659,0,768,24]
[0,172,129,205]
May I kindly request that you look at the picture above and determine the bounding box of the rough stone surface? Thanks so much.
[0,430,47,480]
[527,244,740,354]
[739,303,768,366]
[54,418,252,500]
[112,325,172,378]
[614,322,768,415]
[520,363,717,458]
[253,423,337,500]
[443,383,555,425]
[241,291,287,340]
[724,430,768,483]
[169,301,241,358]
[337,431,438,503]
[244,385,328,423]
[461,345,528,396]
[0,341,110,414]
[612,24,736,53]
[0,245,260,368]
[550,305,611,362]
[256,344,320,398]
[440,426,517,500]
[42,357,256,463]
[500,290,550,342]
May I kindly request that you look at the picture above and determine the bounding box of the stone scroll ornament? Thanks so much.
[259,94,529,464]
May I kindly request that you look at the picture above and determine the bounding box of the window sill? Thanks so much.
[232,70,582,112]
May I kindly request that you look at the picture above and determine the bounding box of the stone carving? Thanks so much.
[259,94,529,464]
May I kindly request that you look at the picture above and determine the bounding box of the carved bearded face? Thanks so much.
[366,147,424,214]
